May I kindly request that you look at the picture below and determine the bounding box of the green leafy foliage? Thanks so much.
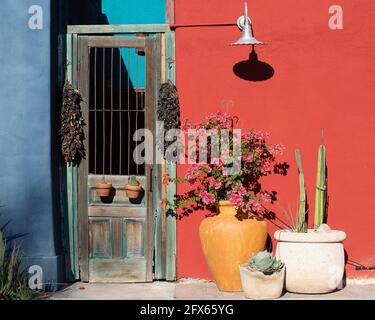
[162,112,289,219]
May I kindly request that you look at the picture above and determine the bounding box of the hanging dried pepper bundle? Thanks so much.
[156,80,181,158]
[60,81,86,165]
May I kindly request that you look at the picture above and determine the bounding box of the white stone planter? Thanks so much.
[274,229,346,294]
[239,264,285,299]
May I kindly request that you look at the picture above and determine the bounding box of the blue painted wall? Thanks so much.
[0,0,63,289]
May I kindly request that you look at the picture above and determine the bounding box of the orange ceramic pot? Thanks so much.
[199,200,268,292]
[95,183,112,197]
[125,184,142,199]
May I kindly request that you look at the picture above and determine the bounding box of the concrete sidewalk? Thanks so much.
[50,280,375,300]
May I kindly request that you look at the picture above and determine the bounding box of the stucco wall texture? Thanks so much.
[174,0,375,280]
[0,0,63,286]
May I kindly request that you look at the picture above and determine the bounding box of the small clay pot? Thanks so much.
[125,184,142,199]
[95,182,112,197]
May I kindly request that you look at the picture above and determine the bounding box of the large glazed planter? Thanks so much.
[199,201,268,292]
[239,264,285,299]
[274,229,346,294]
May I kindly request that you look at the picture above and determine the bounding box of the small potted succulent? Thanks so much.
[239,251,285,299]
[95,176,112,197]
[125,175,142,199]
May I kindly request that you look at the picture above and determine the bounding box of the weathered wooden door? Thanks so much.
[77,36,160,282]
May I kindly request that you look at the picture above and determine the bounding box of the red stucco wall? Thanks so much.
[174,0,375,279]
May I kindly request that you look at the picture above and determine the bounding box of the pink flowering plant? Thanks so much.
[162,112,288,218]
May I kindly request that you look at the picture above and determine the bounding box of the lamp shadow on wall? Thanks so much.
[233,45,274,82]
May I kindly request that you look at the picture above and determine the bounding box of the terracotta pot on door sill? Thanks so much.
[95,183,112,197]
[125,184,142,199]
[199,200,268,292]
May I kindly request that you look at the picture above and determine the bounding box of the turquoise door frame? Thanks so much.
[63,24,176,281]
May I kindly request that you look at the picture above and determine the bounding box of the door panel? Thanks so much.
[77,35,159,282]
[125,219,144,257]
[89,218,112,259]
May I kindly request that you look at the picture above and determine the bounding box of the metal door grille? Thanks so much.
[88,47,146,175]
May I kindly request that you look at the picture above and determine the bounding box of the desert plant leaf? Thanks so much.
[295,149,307,233]
[0,230,39,300]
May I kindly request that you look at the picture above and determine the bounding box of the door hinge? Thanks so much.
[149,167,153,192]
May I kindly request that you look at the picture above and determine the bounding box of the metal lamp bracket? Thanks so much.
[237,15,252,30]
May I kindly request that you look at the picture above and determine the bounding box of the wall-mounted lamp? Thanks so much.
[231,2,264,46]
[231,2,273,82]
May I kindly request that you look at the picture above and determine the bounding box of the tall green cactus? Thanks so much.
[314,132,327,229]
[295,149,307,233]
